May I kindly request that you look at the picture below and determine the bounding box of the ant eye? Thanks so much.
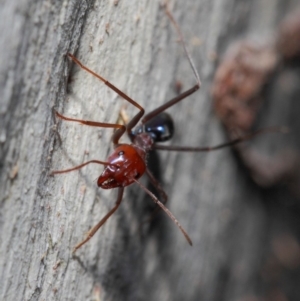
[118,151,124,156]
[135,173,140,179]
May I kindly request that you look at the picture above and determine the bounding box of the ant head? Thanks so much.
[132,112,174,142]
[97,145,146,189]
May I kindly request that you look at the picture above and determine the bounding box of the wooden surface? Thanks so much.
[0,0,300,300]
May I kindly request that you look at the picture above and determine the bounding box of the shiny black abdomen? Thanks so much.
[132,112,174,142]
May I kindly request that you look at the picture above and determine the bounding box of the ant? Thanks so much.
[51,5,284,253]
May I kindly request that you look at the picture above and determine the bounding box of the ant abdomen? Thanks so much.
[132,112,174,142]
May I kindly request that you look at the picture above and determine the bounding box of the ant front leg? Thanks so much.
[51,160,113,175]
[51,110,123,174]
[73,187,124,253]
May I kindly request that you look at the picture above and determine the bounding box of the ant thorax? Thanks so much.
[132,132,154,153]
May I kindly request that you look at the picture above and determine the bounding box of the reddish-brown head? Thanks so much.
[97,144,146,189]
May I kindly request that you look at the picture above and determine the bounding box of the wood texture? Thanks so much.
[0,0,299,300]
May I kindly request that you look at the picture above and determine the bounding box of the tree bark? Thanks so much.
[0,0,299,301]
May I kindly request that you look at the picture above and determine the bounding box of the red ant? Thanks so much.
[52,6,284,253]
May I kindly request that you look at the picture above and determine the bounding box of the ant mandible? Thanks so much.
[52,5,281,253]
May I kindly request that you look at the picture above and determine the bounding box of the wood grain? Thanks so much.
[0,0,299,300]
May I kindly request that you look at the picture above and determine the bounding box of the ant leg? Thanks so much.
[142,4,201,124]
[141,168,168,224]
[153,127,289,152]
[52,111,121,173]
[146,168,168,204]
[54,110,125,145]
[133,179,192,246]
[67,54,145,140]
[73,187,124,253]
[51,160,113,175]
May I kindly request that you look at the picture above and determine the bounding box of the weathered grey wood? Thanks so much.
[0,0,299,301]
